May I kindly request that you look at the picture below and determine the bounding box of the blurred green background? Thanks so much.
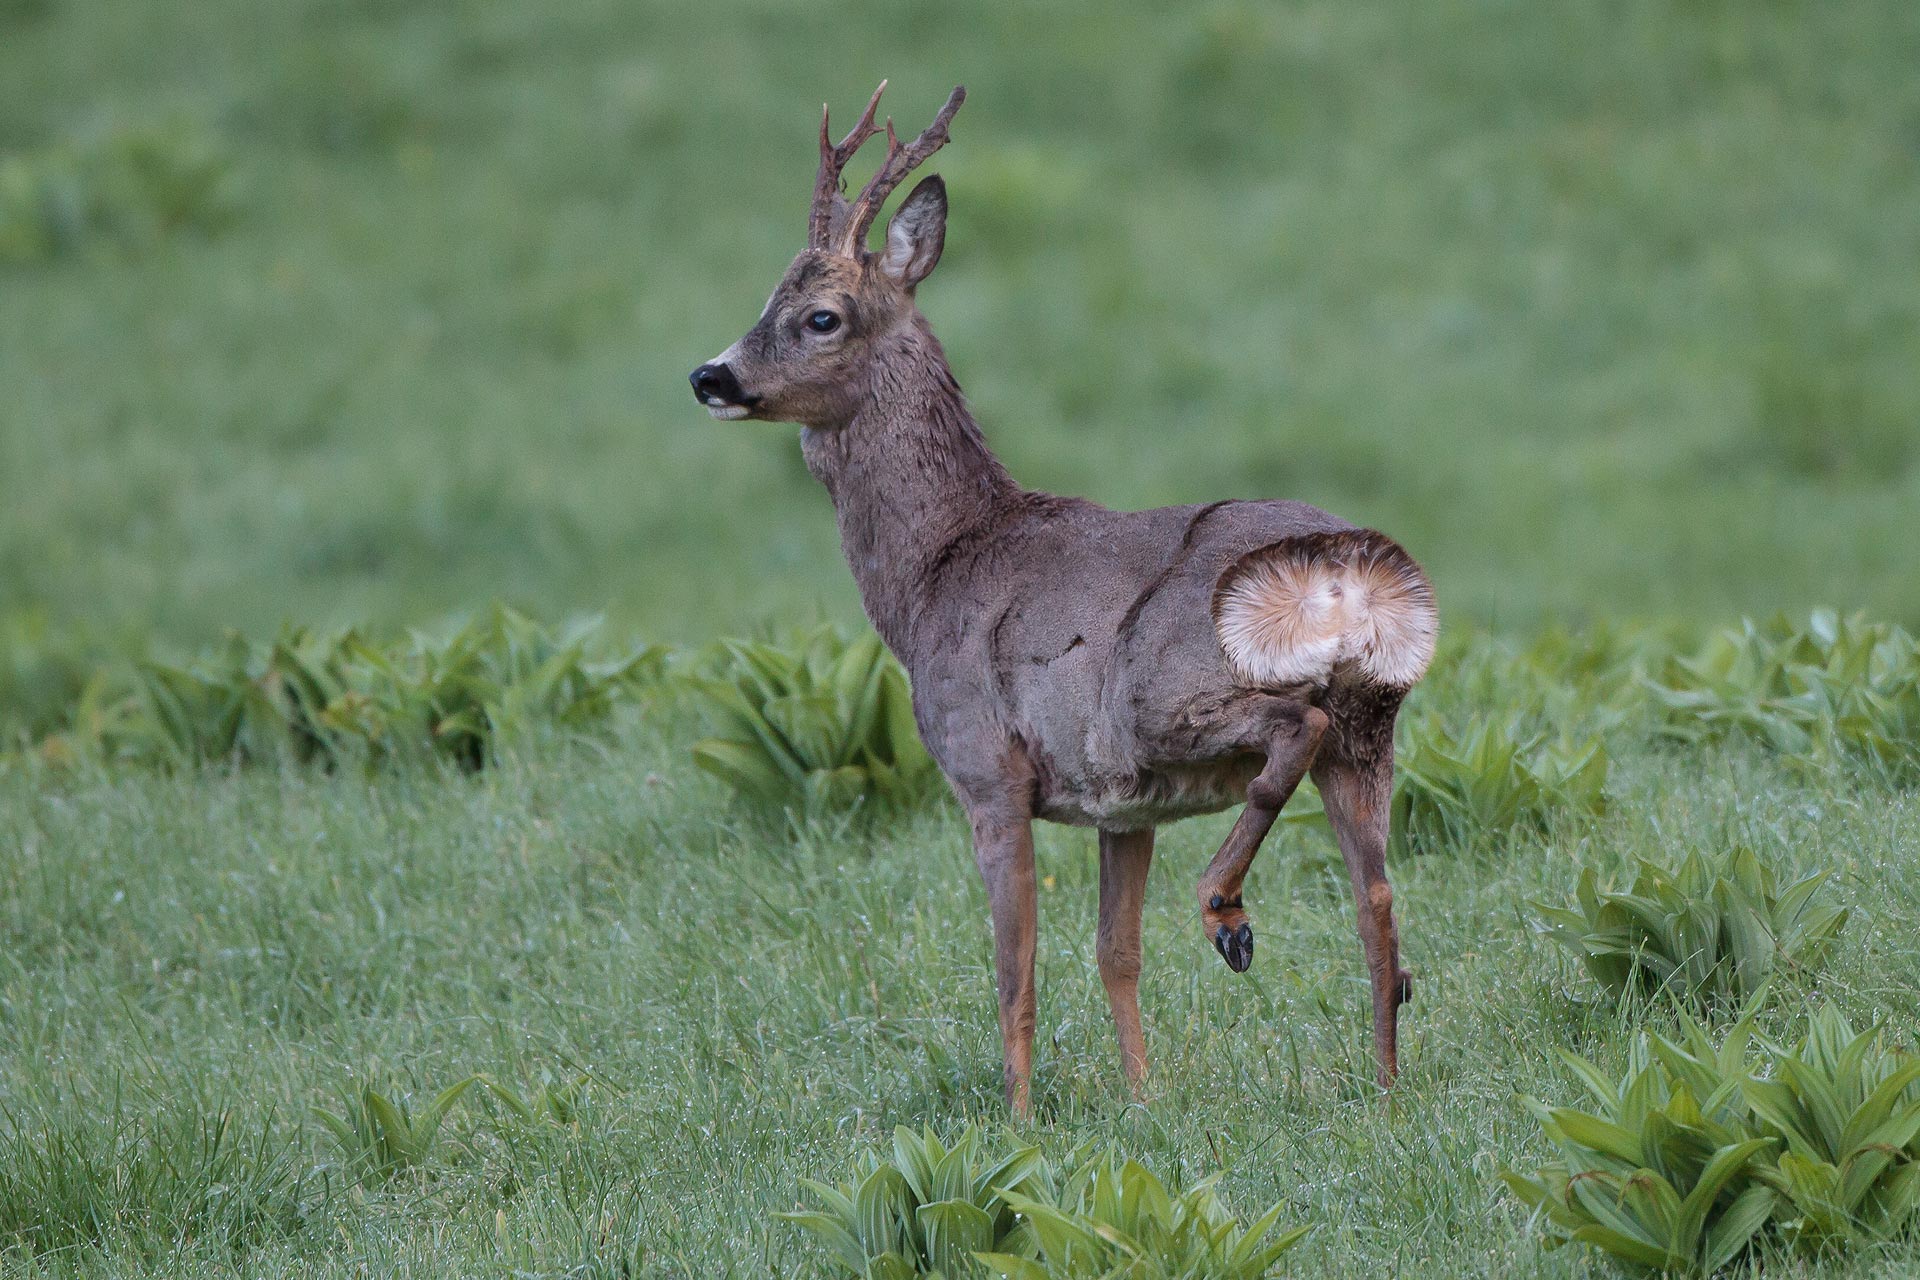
[3,0,1917,647]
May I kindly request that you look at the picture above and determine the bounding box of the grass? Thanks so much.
[6,0,1920,1275]
[3,693,1919,1276]
[2,1,1919,646]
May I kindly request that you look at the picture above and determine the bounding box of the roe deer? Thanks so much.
[689,83,1437,1113]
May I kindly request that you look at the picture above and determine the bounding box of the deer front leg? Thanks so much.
[971,811,1039,1116]
[1196,703,1328,972]
[1096,827,1155,1090]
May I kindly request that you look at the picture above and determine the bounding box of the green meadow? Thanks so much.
[4,0,1920,1275]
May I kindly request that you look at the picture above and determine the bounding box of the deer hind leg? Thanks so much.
[1096,827,1155,1090]
[1206,528,1434,1058]
[1313,696,1412,1087]
[1195,701,1328,973]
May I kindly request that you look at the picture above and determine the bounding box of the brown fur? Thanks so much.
[695,84,1436,1110]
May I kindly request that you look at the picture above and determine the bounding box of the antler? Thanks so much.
[806,82,966,258]
[807,81,889,251]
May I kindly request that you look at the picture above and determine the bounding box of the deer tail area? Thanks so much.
[1210,529,1438,693]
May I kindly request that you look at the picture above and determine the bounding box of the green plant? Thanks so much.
[37,605,663,771]
[1650,611,1920,783]
[326,606,663,768]
[0,610,106,745]
[1417,622,1667,735]
[312,1077,478,1185]
[1530,846,1849,1007]
[1505,1019,1778,1275]
[477,1074,587,1127]
[982,1152,1309,1280]
[778,1126,1048,1279]
[1391,717,1608,855]
[0,123,236,263]
[782,1128,1306,1280]
[1281,716,1607,856]
[689,626,936,815]
[1746,1007,1920,1248]
[1506,1008,1920,1274]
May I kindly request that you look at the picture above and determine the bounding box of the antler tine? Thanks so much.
[807,81,890,249]
[836,85,966,258]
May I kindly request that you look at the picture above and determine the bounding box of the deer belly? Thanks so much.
[1031,757,1261,830]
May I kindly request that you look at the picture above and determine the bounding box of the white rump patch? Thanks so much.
[1213,537,1438,690]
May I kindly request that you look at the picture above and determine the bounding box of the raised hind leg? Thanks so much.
[1195,700,1328,972]
[1312,695,1411,1087]
[1097,827,1155,1089]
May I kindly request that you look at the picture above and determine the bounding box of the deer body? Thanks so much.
[802,326,1351,827]
[692,84,1436,1112]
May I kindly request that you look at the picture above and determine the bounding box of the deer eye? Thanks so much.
[806,309,841,334]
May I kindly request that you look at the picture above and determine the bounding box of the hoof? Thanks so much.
[1201,891,1252,972]
[1213,921,1254,973]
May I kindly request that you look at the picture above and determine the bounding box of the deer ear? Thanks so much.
[880,175,946,288]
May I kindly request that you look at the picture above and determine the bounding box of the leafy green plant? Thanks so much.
[1505,1018,1778,1275]
[1746,1007,1920,1248]
[37,605,662,771]
[313,1077,478,1186]
[1390,717,1608,855]
[0,123,236,264]
[1506,1007,1920,1274]
[1530,846,1849,1007]
[780,1127,1306,1280]
[477,1074,587,1127]
[1417,621,1668,736]
[0,610,107,745]
[778,1126,1048,1279]
[1649,611,1920,783]
[313,606,663,768]
[983,1152,1309,1280]
[1281,715,1607,856]
[689,626,936,815]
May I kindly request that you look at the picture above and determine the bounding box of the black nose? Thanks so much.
[689,362,745,406]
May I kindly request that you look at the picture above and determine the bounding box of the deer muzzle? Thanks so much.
[688,361,758,420]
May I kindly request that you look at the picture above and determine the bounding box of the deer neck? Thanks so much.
[801,314,1018,653]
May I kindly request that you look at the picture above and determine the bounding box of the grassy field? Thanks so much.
[6,675,1920,1277]
[2,0,1918,643]
[5,0,1920,1276]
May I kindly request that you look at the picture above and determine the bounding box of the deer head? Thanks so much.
[689,82,966,428]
